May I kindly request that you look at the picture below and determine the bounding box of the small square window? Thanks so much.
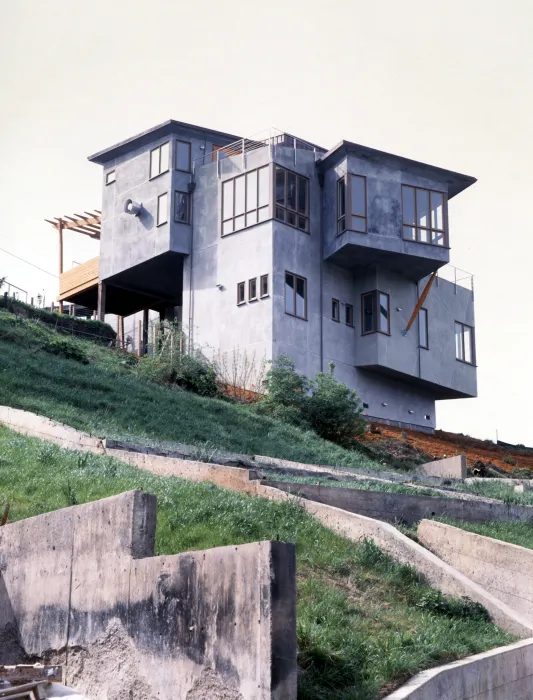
[332,299,340,322]
[174,191,190,224]
[424,414,431,420]
[260,274,269,297]
[105,170,116,185]
[237,282,245,305]
[249,278,257,301]
[345,303,354,326]
[157,192,168,226]
[363,402,369,409]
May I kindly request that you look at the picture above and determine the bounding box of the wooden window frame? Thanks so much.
[332,298,340,322]
[361,290,390,336]
[174,191,190,224]
[401,184,448,247]
[260,274,269,298]
[237,281,246,306]
[105,170,116,185]
[274,165,310,233]
[418,307,429,349]
[175,140,192,173]
[337,174,367,236]
[156,192,168,227]
[249,278,258,301]
[149,142,170,180]
[345,303,354,327]
[221,165,271,236]
[455,321,476,365]
[285,271,307,321]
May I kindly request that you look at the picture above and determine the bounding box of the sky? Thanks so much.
[1,0,532,445]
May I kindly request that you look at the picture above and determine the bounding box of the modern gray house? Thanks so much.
[59,119,478,432]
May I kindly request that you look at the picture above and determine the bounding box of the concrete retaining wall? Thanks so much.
[421,455,466,479]
[0,491,297,700]
[384,638,533,699]
[264,480,533,525]
[418,520,533,626]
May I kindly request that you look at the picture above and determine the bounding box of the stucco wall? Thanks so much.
[0,491,297,700]
[418,520,533,626]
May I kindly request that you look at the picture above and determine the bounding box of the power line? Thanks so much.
[0,246,59,278]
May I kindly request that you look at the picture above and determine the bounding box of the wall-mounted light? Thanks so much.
[216,284,224,291]
[124,199,143,216]
[382,402,388,407]
[408,409,415,415]
[396,307,402,312]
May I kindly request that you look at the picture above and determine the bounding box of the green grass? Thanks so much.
[446,480,533,507]
[0,310,380,470]
[0,425,513,699]
[435,519,533,551]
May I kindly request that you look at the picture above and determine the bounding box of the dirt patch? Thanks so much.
[186,669,244,700]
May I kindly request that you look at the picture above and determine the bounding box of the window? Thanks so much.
[237,282,245,305]
[157,192,168,226]
[418,308,428,349]
[274,165,309,232]
[455,322,475,364]
[345,303,354,327]
[285,272,307,320]
[105,170,116,185]
[260,274,269,297]
[424,414,431,420]
[337,174,367,234]
[402,186,447,246]
[363,402,369,409]
[150,142,170,179]
[174,191,190,224]
[249,278,257,301]
[222,166,270,235]
[176,141,191,172]
[361,291,390,335]
[332,299,340,322]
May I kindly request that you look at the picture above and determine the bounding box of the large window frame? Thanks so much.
[274,165,309,233]
[402,185,448,247]
[150,142,170,180]
[337,174,367,235]
[285,271,307,320]
[222,165,270,236]
[174,191,190,224]
[361,290,390,336]
[455,321,475,365]
[175,140,191,173]
[418,308,429,349]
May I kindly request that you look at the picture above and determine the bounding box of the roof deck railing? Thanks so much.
[436,264,474,296]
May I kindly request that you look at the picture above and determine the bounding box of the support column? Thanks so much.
[97,282,106,322]
[142,308,149,356]
[58,219,64,315]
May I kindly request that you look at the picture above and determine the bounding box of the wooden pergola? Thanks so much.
[45,210,101,313]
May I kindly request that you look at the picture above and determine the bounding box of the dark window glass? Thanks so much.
[296,277,306,318]
[402,186,415,225]
[237,282,245,305]
[174,192,189,223]
[260,274,268,297]
[287,172,297,210]
[222,166,270,235]
[362,291,389,334]
[337,177,346,234]
[176,141,191,172]
[249,278,257,300]
[285,272,306,319]
[419,308,428,349]
[285,273,294,314]
[274,165,309,232]
[362,293,374,334]
[298,177,307,214]
[346,304,354,326]
[275,167,285,204]
[332,299,340,322]
[351,175,366,217]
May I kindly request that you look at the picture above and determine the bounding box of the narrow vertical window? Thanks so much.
[150,142,170,179]
[237,282,245,305]
[332,299,340,322]
[285,272,307,319]
[157,192,168,226]
[361,291,390,335]
[249,278,257,301]
[455,322,475,364]
[176,141,191,172]
[379,293,389,333]
[274,165,309,232]
[345,303,354,326]
[337,177,346,234]
[418,308,428,349]
[260,274,269,297]
[362,293,374,334]
[174,191,190,223]
[350,175,367,232]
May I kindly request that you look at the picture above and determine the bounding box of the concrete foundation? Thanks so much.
[0,491,297,700]
[421,455,466,479]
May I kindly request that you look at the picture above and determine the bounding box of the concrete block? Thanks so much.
[515,482,531,493]
[422,455,466,479]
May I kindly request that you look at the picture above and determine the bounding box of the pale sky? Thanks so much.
[1,0,532,445]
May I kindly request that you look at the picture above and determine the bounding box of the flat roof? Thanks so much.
[88,119,242,165]
[318,140,477,198]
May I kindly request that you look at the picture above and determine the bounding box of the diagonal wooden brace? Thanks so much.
[402,271,437,336]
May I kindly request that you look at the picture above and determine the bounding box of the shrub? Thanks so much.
[171,354,219,397]
[261,355,309,410]
[42,336,89,364]
[502,456,517,466]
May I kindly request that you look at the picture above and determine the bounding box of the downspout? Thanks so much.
[318,171,324,372]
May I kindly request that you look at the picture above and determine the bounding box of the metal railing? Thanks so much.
[436,264,474,296]
[2,282,28,304]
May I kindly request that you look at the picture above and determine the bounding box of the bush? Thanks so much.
[42,336,89,364]
[133,352,219,398]
[261,355,309,410]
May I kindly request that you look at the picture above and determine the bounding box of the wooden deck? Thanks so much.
[58,257,99,301]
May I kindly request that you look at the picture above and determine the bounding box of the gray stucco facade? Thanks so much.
[87,119,478,431]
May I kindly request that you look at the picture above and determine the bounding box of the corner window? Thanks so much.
[157,192,168,226]
[260,274,269,297]
[362,291,390,335]
[237,282,245,305]
[418,308,428,349]
[105,170,116,185]
[285,271,307,320]
[249,278,257,301]
[274,165,309,232]
[222,166,270,236]
[345,303,354,327]
[176,140,191,172]
[455,322,475,364]
[150,142,170,179]
[174,191,190,224]
[332,299,340,322]
[337,174,367,235]
[402,185,447,246]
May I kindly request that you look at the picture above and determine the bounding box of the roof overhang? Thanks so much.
[317,140,477,198]
[88,119,242,165]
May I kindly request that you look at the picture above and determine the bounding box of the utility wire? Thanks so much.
[0,246,59,278]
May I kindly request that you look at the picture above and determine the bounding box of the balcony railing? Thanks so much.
[58,256,99,301]
[436,264,474,295]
